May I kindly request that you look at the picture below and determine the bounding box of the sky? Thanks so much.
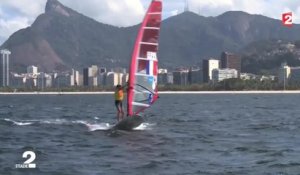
[0,0,300,45]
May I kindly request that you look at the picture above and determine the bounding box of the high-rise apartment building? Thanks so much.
[220,52,241,75]
[202,59,219,83]
[0,49,11,87]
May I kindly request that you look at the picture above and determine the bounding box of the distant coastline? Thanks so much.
[1,90,300,95]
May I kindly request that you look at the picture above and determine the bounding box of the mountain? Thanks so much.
[1,0,300,72]
[241,39,300,74]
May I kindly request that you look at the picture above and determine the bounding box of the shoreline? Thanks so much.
[0,90,300,95]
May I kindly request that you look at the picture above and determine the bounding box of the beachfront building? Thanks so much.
[278,63,291,84]
[240,73,257,80]
[27,65,38,75]
[158,73,168,85]
[112,67,127,74]
[212,68,238,83]
[122,73,129,86]
[89,76,98,87]
[83,68,89,86]
[188,68,203,84]
[98,72,106,86]
[10,73,34,88]
[83,65,100,87]
[52,72,72,88]
[259,75,276,81]
[99,67,107,74]
[203,59,219,83]
[289,67,300,84]
[10,73,26,88]
[167,72,173,84]
[37,72,52,89]
[24,77,35,88]
[106,72,124,86]
[173,68,189,85]
[158,69,168,85]
[83,67,95,86]
[220,52,241,76]
[70,69,80,86]
[0,49,11,87]
[90,65,98,77]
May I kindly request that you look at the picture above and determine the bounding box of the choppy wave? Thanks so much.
[1,118,155,131]
[134,123,155,130]
[86,123,112,131]
[3,118,33,126]
[2,118,88,126]
[86,122,155,131]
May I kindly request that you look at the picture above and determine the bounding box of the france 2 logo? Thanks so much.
[282,12,293,27]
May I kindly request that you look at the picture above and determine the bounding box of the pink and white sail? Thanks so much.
[127,0,162,116]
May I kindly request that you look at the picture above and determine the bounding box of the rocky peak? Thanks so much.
[45,0,70,16]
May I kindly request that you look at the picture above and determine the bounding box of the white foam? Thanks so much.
[86,123,112,131]
[4,118,33,126]
[3,118,90,126]
[133,123,155,130]
[2,118,154,131]
[41,119,67,124]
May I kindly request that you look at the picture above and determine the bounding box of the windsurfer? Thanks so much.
[114,84,125,121]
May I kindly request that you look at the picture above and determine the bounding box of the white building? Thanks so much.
[122,73,129,86]
[106,72,124,86]
[158,69,168,74]
[37,72,52,89]
[278,63,291,84]
[240,73,257,80]
[70,69,80,86]
[27,65,38,75]
[259,75,276,81]
[89,76,98,87]
[90,65,98,77]
[212,68,238,82]
[10,73,26,88]
[203,59,219,83]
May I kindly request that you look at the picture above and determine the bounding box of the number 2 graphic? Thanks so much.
[23,151,36,164]
[282,12,293,27]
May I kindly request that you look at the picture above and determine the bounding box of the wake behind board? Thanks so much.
[112,115,143,131]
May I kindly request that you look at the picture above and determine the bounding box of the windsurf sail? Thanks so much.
[127,0,162,116]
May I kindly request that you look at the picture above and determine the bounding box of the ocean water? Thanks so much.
[1,94,300,175]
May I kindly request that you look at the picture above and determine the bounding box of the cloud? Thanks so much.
[60,0,145,27]
[170,10,179,16]
[0,0,45,45]
[0,17,30,44]
[185,0,300,23]
[189,0,233,16]
[0,0,45,20]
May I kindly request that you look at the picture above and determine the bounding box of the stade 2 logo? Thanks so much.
[282,12,293,27]
[15,151,36,169]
